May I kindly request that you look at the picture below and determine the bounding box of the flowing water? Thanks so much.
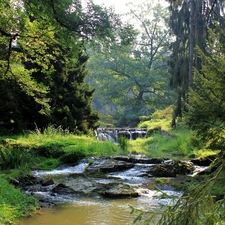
[17,159,185,225]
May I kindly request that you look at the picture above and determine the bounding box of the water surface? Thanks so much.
[18,196,159,225]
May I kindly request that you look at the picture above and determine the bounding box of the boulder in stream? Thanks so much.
[52,183,76,195]
[100,183,139,198]
[85,157,134,174]
[148,160,195,177]
[42,178,55,186]
[114,155,164,164]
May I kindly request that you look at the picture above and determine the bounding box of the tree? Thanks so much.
[186,26,225,149]
[86,2,174,126]
[0,0,124,133]
[167,0,225,126]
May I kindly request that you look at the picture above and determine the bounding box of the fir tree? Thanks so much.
[186,26,225,149]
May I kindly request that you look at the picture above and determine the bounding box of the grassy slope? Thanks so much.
[0,177,37,225]
[129,106,217,159]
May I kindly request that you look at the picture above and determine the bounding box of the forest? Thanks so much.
[0,0,225,224]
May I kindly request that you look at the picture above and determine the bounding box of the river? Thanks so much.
[16,156,190,225]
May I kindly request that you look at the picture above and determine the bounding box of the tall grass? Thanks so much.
[0,145,32,170]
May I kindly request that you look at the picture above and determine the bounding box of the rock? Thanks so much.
[172,160,195,175]
[15,174,40,187]
[148,160,195,177]
[100,183,139,198]
[114,155,164,164]
[64,176,102,195]
[31,191,48,201]
[42,178,55,186]
[85,157,134,174]
[191,155,216,166]
[8,178,20,186]
[52,183,75,195]
[148,164,176,177]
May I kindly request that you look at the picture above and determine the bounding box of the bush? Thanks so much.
[0,146,31,170]
[37,158,62,170]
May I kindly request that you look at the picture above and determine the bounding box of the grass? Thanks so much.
[0,125,122,171]
[0,177,37,224]
[130,106,215,159]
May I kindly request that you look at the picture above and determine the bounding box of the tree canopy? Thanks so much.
[0,0,129,133]
[167,0,225,125]
[86,2,175,126]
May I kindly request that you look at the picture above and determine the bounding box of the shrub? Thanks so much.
[0,146,31,170]
[118,136,129,152]
[37,158,62,170]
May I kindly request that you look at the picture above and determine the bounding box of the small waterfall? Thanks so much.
[96,128,147,142]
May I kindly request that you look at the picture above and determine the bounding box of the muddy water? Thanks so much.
[18,196,161,225]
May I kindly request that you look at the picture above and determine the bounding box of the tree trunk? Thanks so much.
[188,0,194,90]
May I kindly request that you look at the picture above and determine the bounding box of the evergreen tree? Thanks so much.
[186,26,225,149]
[49,48,99,133]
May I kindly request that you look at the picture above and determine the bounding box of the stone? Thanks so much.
[100,183,139,198]
[42,178,55,186]
[52,183,75,194]
[148,160,195,177]
[85,157,134,174]
[114,155,164,164]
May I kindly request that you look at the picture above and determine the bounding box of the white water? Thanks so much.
[33,161,89,177]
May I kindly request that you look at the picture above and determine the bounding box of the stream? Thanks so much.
[16,156,204,225]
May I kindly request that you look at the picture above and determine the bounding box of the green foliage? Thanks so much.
[0,145,31,170]
[37,158,62,170]
[0,177,37,224]
[186,26,225,150]
[1,125,120,169]
[138,106,174,131]
[159,161,225,225]
[1,0,126,133]
[118,136,129,153]
[86,2,174,127]
[129,107,204,158]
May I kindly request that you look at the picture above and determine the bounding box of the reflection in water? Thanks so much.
[18,197,147,225]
